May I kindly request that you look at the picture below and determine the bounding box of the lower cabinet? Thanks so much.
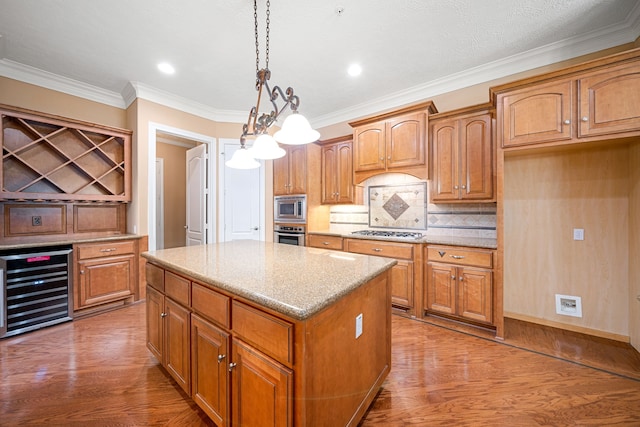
[425,245,494,325]
[73,239,138,313]
[345,238,421,316]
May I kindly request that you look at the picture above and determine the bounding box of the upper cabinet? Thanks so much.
[0,105,132,202]
[430,105,495,203]
[318,135,359,204]
[493,51,640,150]
[349,102,437,184]
[273,145,307,196]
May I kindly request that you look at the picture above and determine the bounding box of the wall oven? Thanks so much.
[274,195,306,223]
[274,225,306,246]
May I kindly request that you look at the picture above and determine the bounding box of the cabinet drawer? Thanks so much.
[191,282,231,329]
[77,240,135,260]
[146,263,165,292]
[165,271,191,306]
[346,239,413,260]
[426,246,493,268]
[232,301,293,366]
[307,234,343,250]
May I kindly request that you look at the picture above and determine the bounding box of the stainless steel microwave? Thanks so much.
[274,195,306,223]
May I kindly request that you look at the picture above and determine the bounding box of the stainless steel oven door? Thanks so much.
[274,231,305,246]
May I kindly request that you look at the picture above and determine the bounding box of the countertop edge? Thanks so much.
[0,234,145,251]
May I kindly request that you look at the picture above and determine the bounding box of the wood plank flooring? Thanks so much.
[1,302,639,426]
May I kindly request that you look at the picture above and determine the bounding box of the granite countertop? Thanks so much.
[141,240,397,321]
[308,230,497,249]
[0,234,143,251]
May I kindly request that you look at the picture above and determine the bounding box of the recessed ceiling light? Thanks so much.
[347,64,362,77]
[157,62,175,75]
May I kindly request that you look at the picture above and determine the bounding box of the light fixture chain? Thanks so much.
[254,0,259,73]
[265,0,270,70]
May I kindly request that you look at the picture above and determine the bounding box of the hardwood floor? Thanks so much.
[1,302,639,426]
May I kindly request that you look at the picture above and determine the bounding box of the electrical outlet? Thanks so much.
[555,294,582,317]
[355,313,363,339]
[573,228,584,241]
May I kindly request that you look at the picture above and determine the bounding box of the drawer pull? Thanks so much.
[373,248,382,252]
[100,248,117,252]
[450,255,465,259]
[323,242,330,245]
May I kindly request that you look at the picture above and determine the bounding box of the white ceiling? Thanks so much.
[1,0,639,130]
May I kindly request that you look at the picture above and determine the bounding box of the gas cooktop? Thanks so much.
[350,230,424,240]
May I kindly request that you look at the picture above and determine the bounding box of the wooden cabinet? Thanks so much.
[425,245,494,325]
[430,107,494,202]
[495,56,640,149]
[345,238,421,316]
[0,104,132,202]
[74,240,137,312]
[273,145,307,195]
[319,136,357,204]
[307,233,343,251]
[349,102,437,184]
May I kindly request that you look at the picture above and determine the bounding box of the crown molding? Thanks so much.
[311,12,640,129]
[124,81,247,123]
[0,59,126,108]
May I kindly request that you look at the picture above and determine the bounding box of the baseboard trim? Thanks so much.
[504,312,630,343]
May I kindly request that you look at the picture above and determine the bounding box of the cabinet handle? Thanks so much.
[387,156,391,160]
[450,255,465,259]
[451,275,456,280]
[581,116,588,122]
[160,312,167,318]
[80,270,85,275]
[100,248,117,252]
[217,354,226,363]
[373,248,382,252]
[379,157,384,161]
[454,185,459,189]
[563,119,570,125]
[461,185,466,189]
[323,242,330,245]
[228,362,237,372]
[459,277,464,281]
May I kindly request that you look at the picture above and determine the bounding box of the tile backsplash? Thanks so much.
[328,174,496,239]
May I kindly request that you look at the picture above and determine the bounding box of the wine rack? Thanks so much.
[1,106,131,202]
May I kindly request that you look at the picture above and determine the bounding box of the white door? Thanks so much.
[223,143,262,241]
[186,144,207,246]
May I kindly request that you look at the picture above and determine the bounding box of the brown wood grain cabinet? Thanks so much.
[273,145,307,195]
[345,238,421,317]
[74,239,138,312]
[318,136,357,204]
[430,107,494,202]
[307,233,344,251]
[349,102,437,184]
[425,245,494,326]
[495,57,640,149]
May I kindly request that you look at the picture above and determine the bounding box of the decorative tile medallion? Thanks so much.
[369,183,427,229]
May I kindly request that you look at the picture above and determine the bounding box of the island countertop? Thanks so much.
[141,240,397,321]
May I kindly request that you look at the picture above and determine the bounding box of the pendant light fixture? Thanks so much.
[225,0,320,169]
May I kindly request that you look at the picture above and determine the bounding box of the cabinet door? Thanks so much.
[231,338,293,427]
[164,297,191,394]
[426,263,456,315]
[191,314,230,426]
[321,144,337,203]
[501,79,573,147]
[273,154,290,196]
[76,254,134,308]
[578,62,640,138]
[288,145,307,195]
[431,119,459,201]
[354,123,385,172]
[336,142,354,203]
[146,285,164,362]
[386,112,426,168]
[459,114,493,200]
[390,260,414,310]
[457,267,492,324]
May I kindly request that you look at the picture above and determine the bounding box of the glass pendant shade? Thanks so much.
[248,133,286,159]
[225,145,260,169]
[274,112,320,145]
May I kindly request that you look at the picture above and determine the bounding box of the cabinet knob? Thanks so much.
[581,116,588,122]
[563,119,571,125]
[379,157,384,161]
[217,354,226,363]
[451,275,456,280]
[454,185,459,190]
[461,185,466,189]
[459,277,464,281]
[80,270,85,275]
[228,362,237,372]
[387,156,391,160]
[160,312,167,318]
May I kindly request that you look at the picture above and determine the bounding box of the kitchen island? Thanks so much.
[141,240,396,427]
